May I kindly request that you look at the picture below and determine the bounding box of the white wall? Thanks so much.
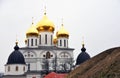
[39,32,53,46]
[20,47,74,71]
[5,64,27,75]
[27,74,41,78]
[57,37,68,48]
[27,36,38,48]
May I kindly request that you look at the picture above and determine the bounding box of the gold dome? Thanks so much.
[37,14,55,32]
[26,23,39,37]
[53,36,58,44]
[57,24,69,38]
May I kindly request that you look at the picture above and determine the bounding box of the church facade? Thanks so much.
[3,10,74,78]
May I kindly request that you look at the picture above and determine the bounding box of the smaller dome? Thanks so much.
[57,24,69,38]
[76,44,90,65]
[7,43,26,64]
[37,14,55,32]
[26,23,39,37]
[53,36,58,44]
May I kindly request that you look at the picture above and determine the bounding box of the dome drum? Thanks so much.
[37,26,54,32]
[26,33,38,37]
[57,34,69,38]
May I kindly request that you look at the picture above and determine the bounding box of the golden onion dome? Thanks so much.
[26,23,39,37]
[57,24,69,38]
[53,36,58,44]
[37,14,55,32]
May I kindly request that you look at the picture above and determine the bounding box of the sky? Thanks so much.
[0,0,120,72]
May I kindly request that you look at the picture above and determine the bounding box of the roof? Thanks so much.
[44,72,67,78]
[20,46,74,50]
[6,44,26,64]
[76,45,90,65]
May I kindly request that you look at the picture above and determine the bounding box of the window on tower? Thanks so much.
[60,40,62,46]
[67,40,68,47]
[45,34,47,44]
[8,66,10,72]
[16,66,18,71]
[31,39,33,46]
[39,35,41,44]
[64,39,66,47]
[35,39,37,46]
[51,35,53,45]
[23,66,25,71]
[28,39,29,46]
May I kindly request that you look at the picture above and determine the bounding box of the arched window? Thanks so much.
[16,66,18,71]
[23,66,25,71]
[31,39,33,46]
[46,52,51,59]
[67,40,68,47]
[8,66,10,72]
[45,34,47,44]
[51,35,53,45]
[28,63,30,71]
[28,39,29,46]
[35,39,37,46]
[39,35,41,44]
[60,40,62,46]
[64,39,66,47]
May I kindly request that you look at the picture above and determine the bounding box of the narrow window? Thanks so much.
[39,35,41,44]
[64,40,66,47]
[51,35,53,45]
[28,39,29,46]
[35,39,37,46]
[67,40,68,47]
[16,66,18,71]
[31,39,33,46]
[45,34,47,44]
[23,66,25,71]
[8,66,10,72]
[28,63,30,71]
[60,40,62,46]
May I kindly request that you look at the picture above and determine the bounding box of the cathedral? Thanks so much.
[3,7,90,78]
[3,9,75,78]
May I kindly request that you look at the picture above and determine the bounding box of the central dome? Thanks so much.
[37,14,55,32]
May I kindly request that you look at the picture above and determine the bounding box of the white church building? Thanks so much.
[3,10,74,78]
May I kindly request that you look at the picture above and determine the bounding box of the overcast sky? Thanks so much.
[0,0,120,72]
